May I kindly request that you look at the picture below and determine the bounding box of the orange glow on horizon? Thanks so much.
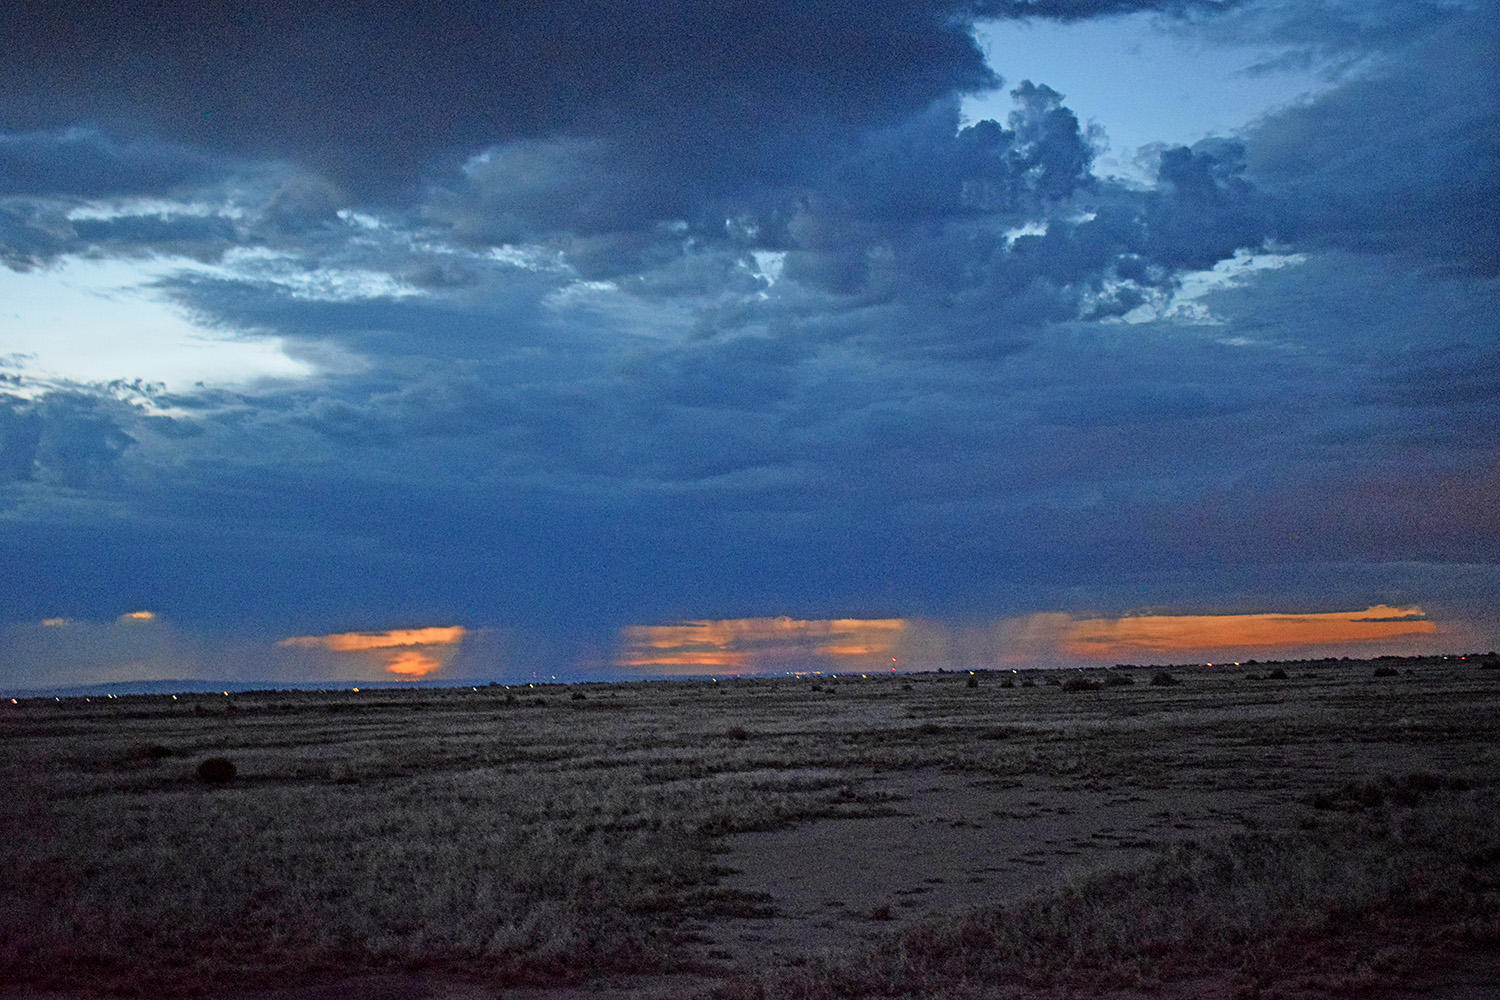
[618,617,909,672]
[119,610,157,623]
[618,650,750,668]
[384,649,443,676]
[277,626,467,678]
[1063,605,1437,657]
[278,626,467,652]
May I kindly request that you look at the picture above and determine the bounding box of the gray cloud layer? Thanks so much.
[2,0,1496,673]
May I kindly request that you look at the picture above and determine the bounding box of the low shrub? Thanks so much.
[195,757,236,784]
[1103,672,1134,687]
[1307,771,1472,811]
[1373,666,1401,678]
[1266,667,1289,680]
[1061,675,1100,693]
[1149,670,1180,687]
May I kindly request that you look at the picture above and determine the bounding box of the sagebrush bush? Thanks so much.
[196,757,237,784]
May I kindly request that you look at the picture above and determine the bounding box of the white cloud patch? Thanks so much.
[0,256,313,392]
[202,247,426,302]
[1118,248,1306,325]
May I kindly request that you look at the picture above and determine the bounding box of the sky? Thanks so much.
[1,0,1496,689]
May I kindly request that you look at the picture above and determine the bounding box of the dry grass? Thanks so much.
[1,656,1497,997]
[714,780,1500,999]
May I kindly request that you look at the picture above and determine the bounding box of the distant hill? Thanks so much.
[2,677,509,698]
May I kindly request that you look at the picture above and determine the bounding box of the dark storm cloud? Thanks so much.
[1,1,1004,198]
[976,0,1239,19]
[0,127,219,197]
[0,200,73,271]
[1184,0,1480,71]
[442,82,1103,265]
[0,197,244,271]
[1243,7,1500,272]
[3,0,1493,674]
[0,392,137,489]
[0,396,41,481]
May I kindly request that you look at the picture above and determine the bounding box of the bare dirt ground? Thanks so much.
[3,656,1498,999]
[704,766,1279,967]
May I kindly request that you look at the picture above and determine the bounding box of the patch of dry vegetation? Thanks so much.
[0,685,891,995]
[714,778,1500,999]
[0,657,1497,997]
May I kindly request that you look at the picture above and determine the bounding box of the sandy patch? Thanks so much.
[699,766,1287,970]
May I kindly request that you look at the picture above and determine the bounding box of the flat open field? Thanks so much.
[3,657,1499,999]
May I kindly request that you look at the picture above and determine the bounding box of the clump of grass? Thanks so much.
[965,675,979,689]
[1266,667,1289,680]
[110,743,180,769]
[725,726,750,741]
[1060,675,1100,693]
[195,757,237,784]
[1308,772,1472,811]
[1102,672,1134,687]
[1149,670,1180,686]
[1373,665,1401,678]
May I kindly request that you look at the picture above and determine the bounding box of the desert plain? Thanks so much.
[2,655,1498,999]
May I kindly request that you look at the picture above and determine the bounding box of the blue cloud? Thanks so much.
[1,0,1495,678]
